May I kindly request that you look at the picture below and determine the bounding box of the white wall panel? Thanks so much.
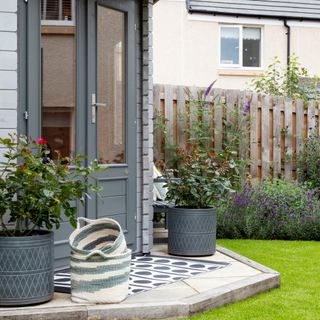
[0,52,17,70]
[0,71,17,90]
[0,110,17,129]
[0,32,17,51]
[0,0,17,13]
[0,91,17,109]
[0,128,16,138]
[0,12,17,31]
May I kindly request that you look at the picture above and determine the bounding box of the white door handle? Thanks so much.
[91,93,107,123]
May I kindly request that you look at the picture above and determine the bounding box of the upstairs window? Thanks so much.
[220,25,262,68]
[41,0,75,25]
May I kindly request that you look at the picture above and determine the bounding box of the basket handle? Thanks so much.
[85,249,109,260]
[76,217,122,230]
[76,217,96,229]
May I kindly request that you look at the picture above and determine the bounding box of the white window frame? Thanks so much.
[41,0,76,26]
[219,24,263,70]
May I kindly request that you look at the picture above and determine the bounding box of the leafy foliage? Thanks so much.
[156,82,244,208]
[297,134,320,190]
[250,54,319,101]
[0,134,104,236]
[155,81,254,209]
[217,179,320,240]
[163,146,237,208]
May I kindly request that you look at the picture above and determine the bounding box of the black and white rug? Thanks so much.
[55,255,229,295]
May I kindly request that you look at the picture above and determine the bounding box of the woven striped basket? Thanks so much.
[69,217,131,304]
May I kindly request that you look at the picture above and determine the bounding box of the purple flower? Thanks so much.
[232,193,250,207]
[204,80,217,98]
[242,99,251,116]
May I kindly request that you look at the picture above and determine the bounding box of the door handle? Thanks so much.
[91,93,107,123]
[95,102,107,107]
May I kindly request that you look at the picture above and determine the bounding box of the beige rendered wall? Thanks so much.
[153,0,320,90]
[291,26,320,76]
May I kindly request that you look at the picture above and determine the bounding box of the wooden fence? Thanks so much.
[153,84,320,181]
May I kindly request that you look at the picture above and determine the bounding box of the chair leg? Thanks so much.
[165,211,168,230]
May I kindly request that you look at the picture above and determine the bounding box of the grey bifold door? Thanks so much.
[84,0,137,249]
[25,0,137,268]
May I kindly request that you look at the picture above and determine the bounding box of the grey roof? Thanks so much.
[187,0,320,20]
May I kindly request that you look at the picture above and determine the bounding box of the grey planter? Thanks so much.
[0,230,54,306]
[168,207,216,256]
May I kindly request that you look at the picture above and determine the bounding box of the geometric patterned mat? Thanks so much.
[54,255,229,295]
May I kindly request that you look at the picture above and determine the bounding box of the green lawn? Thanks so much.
[186,240,320,320]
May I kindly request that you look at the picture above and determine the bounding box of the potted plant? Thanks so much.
[157,82,238,256]
[164,146,236,256]
[0,134,102,306]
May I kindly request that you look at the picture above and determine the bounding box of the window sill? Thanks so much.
[41,25,75,35]
[218,69,264,76]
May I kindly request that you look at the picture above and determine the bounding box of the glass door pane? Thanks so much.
[41,21,76,159]
[97,5,126,164]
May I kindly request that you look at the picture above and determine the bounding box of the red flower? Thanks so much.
[37,137,47,145]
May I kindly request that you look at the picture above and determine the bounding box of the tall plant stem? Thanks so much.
[0,217,13,236]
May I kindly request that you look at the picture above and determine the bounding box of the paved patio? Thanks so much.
[0,245,280,320]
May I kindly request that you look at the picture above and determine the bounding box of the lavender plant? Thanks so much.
[217,179,320,240]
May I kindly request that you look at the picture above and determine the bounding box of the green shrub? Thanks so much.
[0,134,103,236]
[249,54,319,101]
[297,134,320,190]
[217,179,320,240]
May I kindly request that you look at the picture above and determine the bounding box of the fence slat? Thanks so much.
[154,84,319,182]
[164,85,174,163]
[318,103,320,137]
[239,91,250,160]
[214,88,223,151]
[250,92,258,179]
[261,96,270,178]
[225,90,238,146]
[284,99,293,180]
[295,100,305,159]
[273,96,282,178]
[188,86,198,143]
[308,100,316,137]
[177,86,186,149]
[153,84,161,161]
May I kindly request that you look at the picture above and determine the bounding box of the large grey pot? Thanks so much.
[168,207,216,256]
[0,230,54,306]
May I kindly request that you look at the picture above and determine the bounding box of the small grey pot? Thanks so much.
[0,230,54,306]
[168,207,216,256]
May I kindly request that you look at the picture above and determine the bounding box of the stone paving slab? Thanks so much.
[0,246,280,320]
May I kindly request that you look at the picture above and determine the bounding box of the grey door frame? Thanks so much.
[18,0,41,138]
[18,0,138,259]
